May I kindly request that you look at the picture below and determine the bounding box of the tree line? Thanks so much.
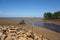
[44,11,60,20]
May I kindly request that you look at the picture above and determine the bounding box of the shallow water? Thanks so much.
[25,20,60,33]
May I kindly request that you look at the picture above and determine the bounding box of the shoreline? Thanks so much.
[0,18,60,40]
[22,18,60,26]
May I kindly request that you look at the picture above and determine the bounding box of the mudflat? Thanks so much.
[0,18,60,40]
[0,18,18,25]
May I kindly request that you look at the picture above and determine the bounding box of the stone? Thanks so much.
[39,34,43,38]
[23,34,27,38]
[1,34,6,40]
[0,32,3,37]
[27,38,33,40]
[19,37,27,40]
[43,38,48,40]
[37,37,42,40]
[34,33,38,40]
[25,31,31,36]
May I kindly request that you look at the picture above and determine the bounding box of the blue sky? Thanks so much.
[0,0,60,17]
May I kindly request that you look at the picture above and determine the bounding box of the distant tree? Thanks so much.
[44,11,60,20]
[44,12,53,20]
[44,13,47,19]
[54,11,60,19]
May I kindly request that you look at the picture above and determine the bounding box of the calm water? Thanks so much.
[7,18,60,33]
[25,20,60,33]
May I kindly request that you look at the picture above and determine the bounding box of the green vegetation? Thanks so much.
[44,11,60,20]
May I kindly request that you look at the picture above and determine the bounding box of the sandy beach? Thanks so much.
[0,18,60,40]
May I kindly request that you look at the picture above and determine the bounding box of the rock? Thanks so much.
[19,20,25,25]
[0,32,3,37]
[39,34,43,38]
[1,34,6,40]
[34,33,38,40]
[18,37,27,40]
[23,34,27,38]
[11,25,14,28]
[27,37,33,40]
[0,28,2,32]
[0,25,49,40]
[37,37,42,40]
[25,30,31,36]
[43,38,48,40]
[5,36,11,40]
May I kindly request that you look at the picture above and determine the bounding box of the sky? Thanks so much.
[0,0,60,17]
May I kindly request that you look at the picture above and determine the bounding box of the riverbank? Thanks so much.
[22,18,60,26]
[0,18,60,40]
[44,19,60,26]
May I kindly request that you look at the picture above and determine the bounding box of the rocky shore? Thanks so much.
[0,25,48,40]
